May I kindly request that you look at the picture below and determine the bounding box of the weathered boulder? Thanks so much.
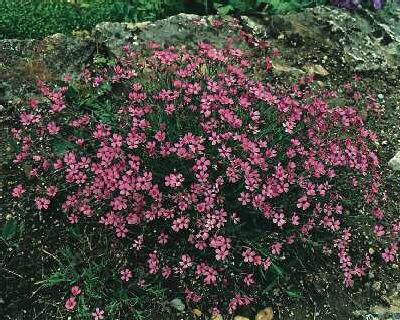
[92,13,246,55]
[242,6,400,74]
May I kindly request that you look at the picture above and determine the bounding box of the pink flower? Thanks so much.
[54,159,63,170]
[65,297,77,311]
[243,273,255,286]
[110,196,127,211]
[12,184,25,198]
[179,254,193,269]
[115,225,128,238]
[68,214,78,224]
[126,213,141,225]
[262,257,272,271]
[273,212,286,228]
[253,255,262,266]
[162,266,172,278]
[215,247,229,261]
[46,185,58,197]
[154,130,166,142]
[185,288,202,302]
[147,252,159,274]
[271,242,283,255]
[157,232,169,245]
[29,98,39,109]
[92,308,105,320]
[381,244,398,263]
[93,76,104,87]
[165,173,184,188]
[35,197,50,210]
[63,73,72,82]
[165,103,175,114]
[154,49,179,65]
[47,121,60,135]
[203,266,218,285]
[382,249,395,263]
[291,213,300,225]
[297,195,310,211]
[171,216,189,232]
[373,225,385,238]
[19,112,40,126]
[373,207,384,220]
[238,192,250,205]
[242,248,256,263]
[120,268,133,281]
[70,286,81,296]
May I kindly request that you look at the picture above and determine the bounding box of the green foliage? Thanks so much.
[35,229,173,319]
[0,0,183,40]
[211,0,328,15]
[1,219,18,240]
[263,0,328,13]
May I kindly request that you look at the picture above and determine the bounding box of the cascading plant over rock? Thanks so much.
[8,18,399,318]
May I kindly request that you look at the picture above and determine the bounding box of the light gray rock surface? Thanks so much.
[389,152,400,171]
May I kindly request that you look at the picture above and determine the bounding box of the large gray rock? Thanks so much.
[92,13,244,55]
[242,6,400,74]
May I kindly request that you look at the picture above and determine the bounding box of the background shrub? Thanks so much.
[0,0,184,40]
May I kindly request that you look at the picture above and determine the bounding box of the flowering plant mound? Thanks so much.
[8,24,399,316]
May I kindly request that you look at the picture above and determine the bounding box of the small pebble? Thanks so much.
[170,298,185,312]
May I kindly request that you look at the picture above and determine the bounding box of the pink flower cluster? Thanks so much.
[64,285,104,318]
[64,286,81,311]
[9,22,398,315]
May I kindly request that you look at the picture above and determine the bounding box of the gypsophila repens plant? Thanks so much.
[7,18,399,318]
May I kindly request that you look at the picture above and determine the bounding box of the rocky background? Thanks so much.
[1,6,400,319]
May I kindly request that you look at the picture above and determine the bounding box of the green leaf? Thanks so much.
[52,138,75,155]
[47,271,68,286]
[271,263,284,277]
[229,0,252,12]
[287,290,302,299]
[5,136,20,154]
[2,219,17,240]
[214,3,234,15]
[69,226,81,239]
[261,280,278,295]
[259,265,267,280]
